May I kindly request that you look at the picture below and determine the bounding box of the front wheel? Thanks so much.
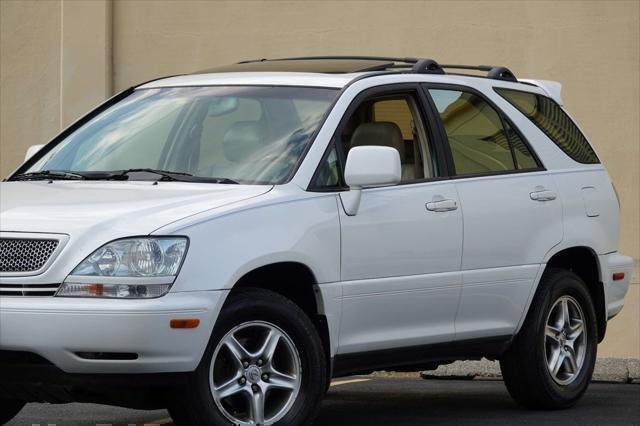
[0,399,25,425]
[500,269,597,409]
[169,288,327,425]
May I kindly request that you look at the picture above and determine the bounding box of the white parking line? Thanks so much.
[330,378,371,387]
[144,418,172,425]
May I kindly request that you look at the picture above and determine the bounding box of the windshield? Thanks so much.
[24,86,337,184]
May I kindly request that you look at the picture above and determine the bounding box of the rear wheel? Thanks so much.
[0,399,25,425]
[169,288,326,425]
[500,269,597,409]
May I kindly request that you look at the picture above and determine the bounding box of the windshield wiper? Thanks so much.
[113,168,240,184]
[12,168,240,184]
[13,170,86,181]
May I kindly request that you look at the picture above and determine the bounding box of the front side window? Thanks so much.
[24,86,337,184]
[313,144,341,189]
[495,88,599,164]
[429,89,538,176]
[338,93,437,183]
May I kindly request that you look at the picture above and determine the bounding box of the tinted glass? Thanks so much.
[27,86,337,184]
[313,145,340,188]
[495,88,599,164]
[505,121,538,169]
[430,89,517,175]
[338,94,435,182]
[373,99,414,139]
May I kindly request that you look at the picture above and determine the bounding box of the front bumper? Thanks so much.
[0,290,228,374]
[0,357,186,408]
[600,252,633,319]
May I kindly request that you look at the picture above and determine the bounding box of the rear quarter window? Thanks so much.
[495,88,599,164]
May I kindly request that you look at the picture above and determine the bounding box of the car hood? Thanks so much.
[0,180,272,236]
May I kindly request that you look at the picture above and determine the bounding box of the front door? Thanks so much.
[335,86,463,354]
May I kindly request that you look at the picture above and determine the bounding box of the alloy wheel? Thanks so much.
[544,295,587,385]
[209,321,302,425]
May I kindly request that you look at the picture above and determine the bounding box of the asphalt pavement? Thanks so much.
[8,376,640,425]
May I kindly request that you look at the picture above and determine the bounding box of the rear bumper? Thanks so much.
[0,290,228,374]
[599,252,633,319]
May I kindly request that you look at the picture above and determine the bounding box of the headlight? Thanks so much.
[57,237,188,298]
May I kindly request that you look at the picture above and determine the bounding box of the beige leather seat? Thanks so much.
[349,122,414,181]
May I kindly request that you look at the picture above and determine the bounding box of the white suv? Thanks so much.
[0,56,632,426]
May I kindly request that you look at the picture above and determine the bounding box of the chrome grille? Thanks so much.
[0,238,59,273]
[0,283,60,296]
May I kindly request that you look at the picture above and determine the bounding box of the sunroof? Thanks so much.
[198,58,395,74]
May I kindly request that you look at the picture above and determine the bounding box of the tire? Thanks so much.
[0,399,25,425]
[500,268,597,409]
[169,288,327,425]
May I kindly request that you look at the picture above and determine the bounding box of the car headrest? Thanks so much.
[350,122,405,160]
[223,121,267,163]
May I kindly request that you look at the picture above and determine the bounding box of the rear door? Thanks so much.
[424,85,562,341]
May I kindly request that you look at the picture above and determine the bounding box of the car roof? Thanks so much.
[139,56,519,90]
[139,72,360,89]
[139,57,559,102]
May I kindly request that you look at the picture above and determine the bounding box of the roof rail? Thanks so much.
[239,55,422,65]
[412,59,445,74]
[238,56,446,75]
[440,64,518,82]
[232,56,517,81]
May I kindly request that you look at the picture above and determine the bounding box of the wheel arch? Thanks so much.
[540,246,606,342]
[227,261,333,379]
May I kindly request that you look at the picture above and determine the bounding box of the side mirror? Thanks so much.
[24,144,44,162]
[341,146,401,216]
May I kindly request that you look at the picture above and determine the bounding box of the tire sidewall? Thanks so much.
[186,289,326,425]
[533,272,598,403]
[0,400,25,425]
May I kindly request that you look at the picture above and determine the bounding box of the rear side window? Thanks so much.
[495,88,599,164]
[505,121,538,170]
[429,89,538,176]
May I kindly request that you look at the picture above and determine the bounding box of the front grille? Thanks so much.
[0,283,60,296]
[0,238,59,273]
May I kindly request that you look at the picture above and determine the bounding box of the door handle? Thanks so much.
[530,189,557,201]
[426,199,458,212]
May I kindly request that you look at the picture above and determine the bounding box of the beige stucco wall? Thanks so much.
[0,0,638,357]
[0,0,61,177]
